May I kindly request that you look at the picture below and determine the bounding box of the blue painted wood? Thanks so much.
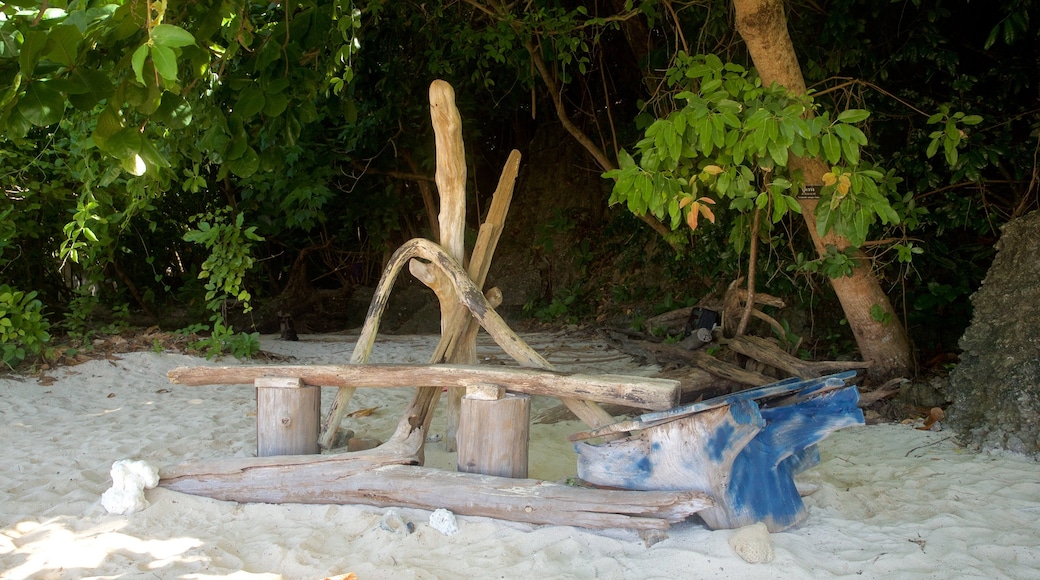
[575,400,764,492]
[698,386,863,531]
[574,371,864,532]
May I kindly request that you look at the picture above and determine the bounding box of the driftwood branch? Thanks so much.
[724,335,870,379]
[168,363,681,411]
[160,460,712,531]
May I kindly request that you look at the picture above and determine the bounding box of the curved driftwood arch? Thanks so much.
[319,237,616,451]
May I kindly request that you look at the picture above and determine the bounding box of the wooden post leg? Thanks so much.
[457,392,530,478]
[256,377,321,457]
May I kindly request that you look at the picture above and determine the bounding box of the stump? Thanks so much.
[457,392,530,478]
[256,377,321,457]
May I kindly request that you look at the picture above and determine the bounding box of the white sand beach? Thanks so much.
[2,332,1038,579]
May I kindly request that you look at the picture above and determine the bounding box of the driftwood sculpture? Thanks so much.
[159,80,700,532]
[158,80,861,536]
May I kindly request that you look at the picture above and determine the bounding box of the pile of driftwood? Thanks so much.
[598,283,875,408]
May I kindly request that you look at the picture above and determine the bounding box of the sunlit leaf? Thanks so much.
[131,44,148,85]
[151,44,178,82]
[150,24,196,48]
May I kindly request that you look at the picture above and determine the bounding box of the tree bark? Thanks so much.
[731,0,913,382]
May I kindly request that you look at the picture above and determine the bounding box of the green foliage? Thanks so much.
[925,105,983,167]
[788,245,859,279]
[524,283,587,325]
[190,316,261,360]
[605,53,901,253]
[0,285,51,368]
[183,208,263,313]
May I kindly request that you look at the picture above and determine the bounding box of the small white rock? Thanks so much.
[101,459,159,515]
[729,522,775,564]
[429,508,459,536]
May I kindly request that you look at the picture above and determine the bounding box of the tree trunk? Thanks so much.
[731,0,913,382]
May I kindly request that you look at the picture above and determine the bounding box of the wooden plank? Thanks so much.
[169,363,681,411]
[159,462,712,531]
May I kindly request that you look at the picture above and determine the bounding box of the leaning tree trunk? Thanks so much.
[732,0,913,382]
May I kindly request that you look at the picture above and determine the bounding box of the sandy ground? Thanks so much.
[1,331,1038,579]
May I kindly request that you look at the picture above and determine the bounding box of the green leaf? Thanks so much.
[92,107,123,148]
[150,24,196,48]
[226,146,260,177]
[235,85,266,119]
[150,44,178,82]
[262,91,288,117]
[19,30,48,75]
[961,115,983,126]
[822,133,841,164]
[841,139,860,165]
[153,93,193,128]
[106,127,143,158]
[44,25,84,67]
[131,44,148,85]
[17,82,65,126]
[68,68,114,110]
[836,109,870,123]
[925,138,940,159]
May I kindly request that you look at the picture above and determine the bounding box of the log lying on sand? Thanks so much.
[159,458,712,531]
[168,363,681,411]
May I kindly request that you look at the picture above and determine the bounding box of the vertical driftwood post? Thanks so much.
[444,150,521,451]
[457,391,531,478]
[256,377,321,457]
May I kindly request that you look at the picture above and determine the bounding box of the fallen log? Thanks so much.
[724,335,871,379]
[159,460,712,531]
[168,363,681,411]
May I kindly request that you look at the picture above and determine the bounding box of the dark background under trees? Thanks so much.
[1,0,1037,369]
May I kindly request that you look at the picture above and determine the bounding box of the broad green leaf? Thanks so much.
[227,146,260,177]
[961,115,983,125]
[68,68,114,110]
[150,24,196,48]
[768,141,788,167]
[836,109,870,123]
[19,30,48,75]
[235,85,266,119]
[822,133,841,164]
[139,137,171,169]
[154,93,193,128]
[121,154,148,176]
[17,82,65,126]
[944,141,958,166]
[44,25,83,67]
[91,107,122,148]
[106,127,142,158]
[262,90,287,116]
[131,44,148,84]
[150,44,178,82]
[926,138,940,158]
[841,139,860,165]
